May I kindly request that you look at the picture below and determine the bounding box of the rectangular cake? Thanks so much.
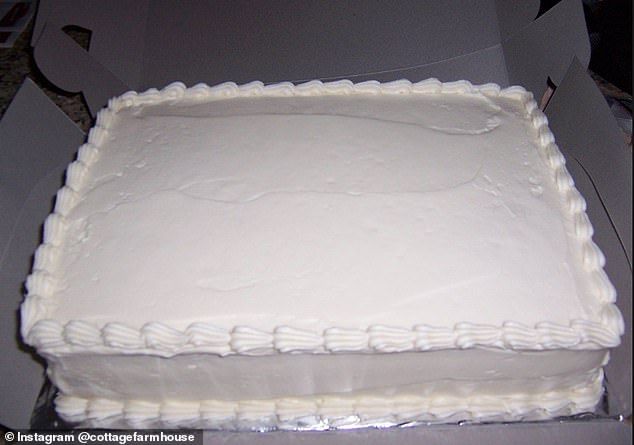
[21,79,623,430]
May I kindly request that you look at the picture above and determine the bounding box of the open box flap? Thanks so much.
[136,0,516,88]
[0,79,85,428]
[28,0,586,116]
[31,0,149,91]
[544,59,632,415]
[501,0,590,96]
[546,58,632,266]
[30,0,143,112]
[30,0,593,117]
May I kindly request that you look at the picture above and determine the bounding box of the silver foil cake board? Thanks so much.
[0,0,631,442]
[26,377,630,443]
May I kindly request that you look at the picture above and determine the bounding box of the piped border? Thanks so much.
[20,79,624,357]
[54,369,603,429]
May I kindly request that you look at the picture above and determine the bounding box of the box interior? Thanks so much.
[0,0,630,439]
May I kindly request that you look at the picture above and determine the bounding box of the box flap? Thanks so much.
[494,0,539,40]
[546,58,632,266]
[545,58,632,415]
[138,1,508,86]
[31,0,149,92]
[31,0,147,112]
[32,0,552,116]
[0,79,85,428]
[502,0,591,99]
[31,21,130,115]
[566,158,632,416]
[32,0,596,117]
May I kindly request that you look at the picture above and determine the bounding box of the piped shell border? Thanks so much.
[55,369,603,429]
[20,79,624,357]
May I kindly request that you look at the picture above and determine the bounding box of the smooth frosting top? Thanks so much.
[21,80,623,355]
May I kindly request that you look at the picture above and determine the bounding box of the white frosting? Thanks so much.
[22,79,622,355]
[48,348,607,429]
[56,379,604,430]
[20,79,624,427]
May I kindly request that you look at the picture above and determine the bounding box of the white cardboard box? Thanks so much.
[1,0,631,442]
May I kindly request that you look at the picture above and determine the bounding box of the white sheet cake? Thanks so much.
[21,79,624,429]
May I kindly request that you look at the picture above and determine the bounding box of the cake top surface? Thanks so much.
[22,80,623,355]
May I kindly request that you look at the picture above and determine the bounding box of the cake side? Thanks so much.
[48,348,608,429]
[54,376,604,430]
[21,79,623,356]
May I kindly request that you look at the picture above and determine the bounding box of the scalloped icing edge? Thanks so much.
[20,79,624,356]
[55,368,603,429]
